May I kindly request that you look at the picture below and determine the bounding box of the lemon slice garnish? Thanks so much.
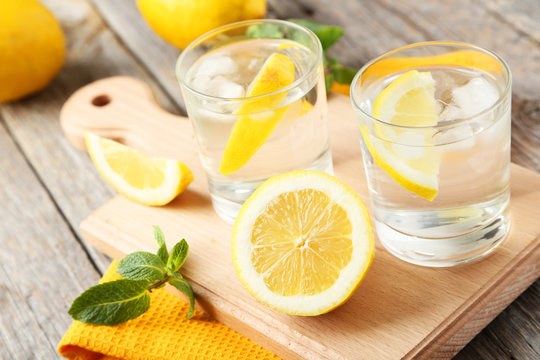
[85,132,193,206]
[364,70,440,201]
[232,170,374,315]
[219,52,295,175]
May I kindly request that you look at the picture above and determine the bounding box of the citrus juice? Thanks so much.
[178,32,331,223]
[352,44,511,267]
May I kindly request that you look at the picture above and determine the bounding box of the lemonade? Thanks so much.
[351,43,511,267]
[177,21,331,223]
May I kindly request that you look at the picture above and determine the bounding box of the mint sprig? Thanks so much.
[246,18,357,93]
[68,226,195,325]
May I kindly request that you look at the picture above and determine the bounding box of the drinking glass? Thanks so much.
[351,41,511,267]
[176,20,331,223]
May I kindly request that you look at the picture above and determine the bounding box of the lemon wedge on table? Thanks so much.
[362,70,440,201]
[85,132,193,206]
[232,171,374,315]
[219,52,295,175]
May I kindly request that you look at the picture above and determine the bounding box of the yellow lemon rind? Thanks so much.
[219,53,296,175]
[232,170,374,316]
[85,132,193,206]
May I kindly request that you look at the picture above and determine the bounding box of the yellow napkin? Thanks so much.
[58,261,280,360]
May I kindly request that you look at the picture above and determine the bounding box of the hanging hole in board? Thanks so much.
[91,95,111,107]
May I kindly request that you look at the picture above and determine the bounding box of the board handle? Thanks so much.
[60,76,191,157]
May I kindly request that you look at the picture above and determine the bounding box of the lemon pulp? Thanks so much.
[251,189,353,296]
[232,170,374,315]
[365,70,440,201]
[85,132,193,206]
[219,52,295,175]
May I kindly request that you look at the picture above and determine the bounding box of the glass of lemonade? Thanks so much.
[176,20,331,223]
[351,42,512,267]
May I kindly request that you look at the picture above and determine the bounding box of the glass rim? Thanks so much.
[350,41,512,130]
[176,19,323,102]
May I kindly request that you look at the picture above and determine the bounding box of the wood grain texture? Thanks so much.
[0,0,537,358]
[59,77,540,360]
[0,0,181,274]
[0,119,101,358]
[85,1,540,358]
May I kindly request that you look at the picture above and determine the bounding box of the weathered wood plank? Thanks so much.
[90,0,184,109]
[1,0,182,274]
[0,118,101,358]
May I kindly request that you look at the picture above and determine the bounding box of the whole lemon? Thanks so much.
[0,0,65,102]
[136,0,266,50]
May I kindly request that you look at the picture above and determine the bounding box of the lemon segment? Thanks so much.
[85,132,193,206]
[365,70,440,201]
[362,49,503,81]
[232,170,374,315]
[219,53,295,175]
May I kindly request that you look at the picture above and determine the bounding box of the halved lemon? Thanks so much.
[219,52,295,175]
[232,170,374,315]
[85,132,193,206]
[363,70,440,201]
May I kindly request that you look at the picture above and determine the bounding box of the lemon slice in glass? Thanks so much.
[85,132,193,206]
[219,52,295,175]
[363,70,440,201]
[231,170,374,315]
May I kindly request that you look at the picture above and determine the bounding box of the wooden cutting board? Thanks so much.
[61,77,540,360]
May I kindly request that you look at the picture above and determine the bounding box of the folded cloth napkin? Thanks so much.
[58,261,279,360]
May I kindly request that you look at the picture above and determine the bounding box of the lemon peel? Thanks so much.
[85,132,193,206]
[232,170,374,315]
[365,70,440,201]
[219,52,295,175]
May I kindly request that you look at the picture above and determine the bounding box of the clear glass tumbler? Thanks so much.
[176,20,332,223]
[351,42,512,267]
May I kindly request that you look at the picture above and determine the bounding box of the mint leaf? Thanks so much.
[153,225,168,264]
[288,19,343,50]
[325,72,334,94]
[69,279,150,325]
[167,239,189,273]
[246,23,283,39]
[118,251,166,282]
[69,226,197,326]
[331,62,358,84]
[169,273,195,319]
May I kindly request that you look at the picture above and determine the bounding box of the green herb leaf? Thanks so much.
[246,23,283,39]
[167,239,189,273]
[153,225,169,264]
[331,62,358,84]
[68,279,150,325]
[288,19,344,50]
[117,251,167,282]
[169,273,195,319]
[325,72,334,94]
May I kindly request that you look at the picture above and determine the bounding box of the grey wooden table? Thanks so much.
[1,0,538,359]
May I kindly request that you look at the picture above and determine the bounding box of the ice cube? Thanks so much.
[451,78,499,118]
[196,56,238,78]
[391,143,426,159]
[439,104,466,121]
[392,132,429,159]
[207,76,245,98]
[191,74,211,93]
[434,125,476,153]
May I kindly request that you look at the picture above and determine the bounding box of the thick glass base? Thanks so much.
[376,207,511,267]
[208,151,334,224]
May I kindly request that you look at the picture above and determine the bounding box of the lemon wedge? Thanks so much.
[364,70,440,201]
[85,132,193,206]
[219,52,295,175]
[232,170,374,315]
